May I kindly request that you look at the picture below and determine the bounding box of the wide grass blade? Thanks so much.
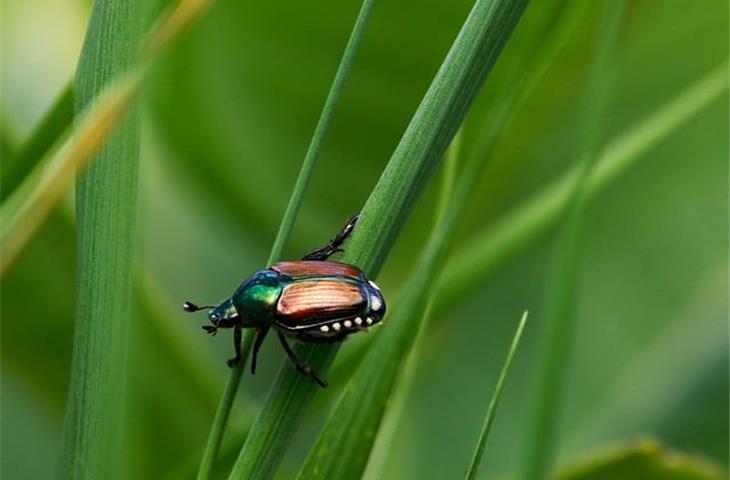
[465,311,528,480]
[194,2,377,478]
[228,1,530,478]
[58,1,143,478]
[518,1,626,479]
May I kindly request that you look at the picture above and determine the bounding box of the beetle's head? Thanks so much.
[183,298,240,336]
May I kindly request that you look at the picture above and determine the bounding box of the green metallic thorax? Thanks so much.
[231,269,287,327]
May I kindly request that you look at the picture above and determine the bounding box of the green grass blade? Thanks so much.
[434,62,728,314]
[518,2,626,479]
[465,311,528,480]
[194,2,376,478]
[1,83,73,201]
[228,1,530,478]
[58,0,143,478]
[195,344,252,480]
[268,0,377,263]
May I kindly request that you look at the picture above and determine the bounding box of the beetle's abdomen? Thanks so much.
[277,279,365,321]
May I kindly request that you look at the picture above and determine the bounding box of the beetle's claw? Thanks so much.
[202,325,218,336]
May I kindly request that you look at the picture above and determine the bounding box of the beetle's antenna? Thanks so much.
[183,301,214,312]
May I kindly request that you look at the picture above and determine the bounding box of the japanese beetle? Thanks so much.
[183,214,385,387]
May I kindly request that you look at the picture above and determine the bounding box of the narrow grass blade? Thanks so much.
[229,1,530,478]
[1,70,143,276]
[1,83,73,201]
[518,2,626,479]
[58,1,143,478]
[0,0,214,276]
[268,0,377,262]
[465,311,528,480]
[194,2,377,478]
[434,62,728,314]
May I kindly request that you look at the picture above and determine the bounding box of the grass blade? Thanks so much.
[268,0,377,262]
[58,0,143,478]
[194,2,377,478]
[518,2,626,479]
[1,71,143,276]
[465,311,528,480]
[229,1,530,478]
[1,83,74,201]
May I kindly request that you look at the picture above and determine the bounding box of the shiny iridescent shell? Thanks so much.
[232,260,385,341]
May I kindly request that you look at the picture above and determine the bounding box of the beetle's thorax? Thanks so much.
[232,269,284,327]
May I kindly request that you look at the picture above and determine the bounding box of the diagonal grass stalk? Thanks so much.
[518,1,626,479]
[195,1,377,478]
[1,70,143,276]
[465,311,528,480]
[1,84,74,201]
[228,1,531,478]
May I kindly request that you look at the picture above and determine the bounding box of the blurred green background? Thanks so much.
[2,0,727,479]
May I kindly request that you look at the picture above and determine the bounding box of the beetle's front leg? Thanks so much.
[250,327,269,375]
[227,326,242,367]
[276,331,328,387]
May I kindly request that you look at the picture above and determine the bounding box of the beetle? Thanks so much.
[183,214,385,387]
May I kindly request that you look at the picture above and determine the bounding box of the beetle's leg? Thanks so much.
[250,327,270,375]
[227,326,243,367]
[302,213,360,261]
[276,331,328,388]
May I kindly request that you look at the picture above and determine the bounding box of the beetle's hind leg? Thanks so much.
[276,331,328,388]
[302,213,360,261]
